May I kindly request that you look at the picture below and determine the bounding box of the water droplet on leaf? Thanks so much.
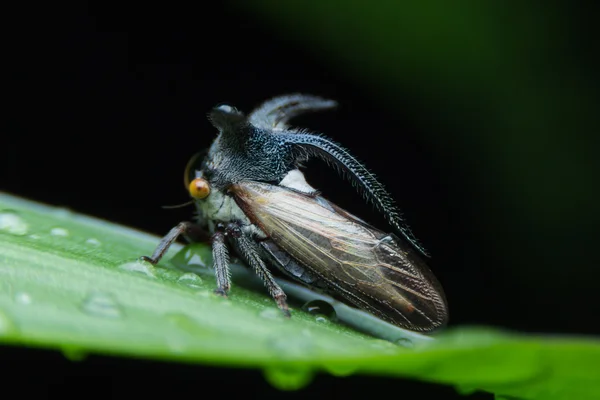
[324,362,358,377]
[171,244,213,270]
[302,300,337,322]
[156,268,181,281]
[118,260,156,278]
[165,313,213,337]
[14,292,32,305]
[62,346,87,361]
[454,385,479,395]
[85,238,101,246]
[369,339,401,354]
[81,291,123,318]
[395,337,414,348]
[53,207,73,218]
[262,366,314,391]
[259,308,284,321]
[0,210,29,236]
[268,335,316,359]
[50,227,69,237]
[177,272,203,288]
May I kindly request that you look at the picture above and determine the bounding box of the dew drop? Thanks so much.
[324,362,358,377]
[259,308,284,321]
[0,309,19,336]
[118,260,156,278]
[177,272,204,288]
[454,385,479,395]
[267,334,316,360]
[80,291,123,318]
[165,312,213,337]
[395,337,414,348]
[14,292,32,305]
[62,346,87,361]
[171,244,212,270]
[156,268,181,281]
[301,300,337,322]
[85,238,101,246]
[0,210,29,236]
[187,253,207,268]
[369,339,401,354]
[50,227,69,237]
[165,336,187,354]
[53,207,73,218]
[262,366,315,391]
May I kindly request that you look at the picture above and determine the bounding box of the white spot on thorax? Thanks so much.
[279,169,317,194]
[194,169,312,239]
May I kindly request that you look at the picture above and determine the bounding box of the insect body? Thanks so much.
[142,94,448,332]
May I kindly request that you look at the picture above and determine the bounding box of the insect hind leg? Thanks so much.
[226,222,291,317]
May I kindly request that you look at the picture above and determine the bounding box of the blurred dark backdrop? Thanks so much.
[3,1,599,399]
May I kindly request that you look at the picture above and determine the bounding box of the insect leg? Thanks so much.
[211,229,231,297]
[141,221,206,265]
[226,222,291,317]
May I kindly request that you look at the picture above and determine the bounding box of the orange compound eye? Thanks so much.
[189,178,211,199]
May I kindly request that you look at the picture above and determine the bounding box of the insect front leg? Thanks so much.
[141,221,208,265]
[225,222,291,318]
[211,227,231,297]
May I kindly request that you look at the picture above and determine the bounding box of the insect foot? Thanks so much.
[275,293,291,318]
[139,255,156,264]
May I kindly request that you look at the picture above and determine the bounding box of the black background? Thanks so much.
[3,2,599,400]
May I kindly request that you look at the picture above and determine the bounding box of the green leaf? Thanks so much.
[1,191,599,399]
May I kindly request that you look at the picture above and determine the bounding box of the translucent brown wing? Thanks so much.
[231,181,448,332]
